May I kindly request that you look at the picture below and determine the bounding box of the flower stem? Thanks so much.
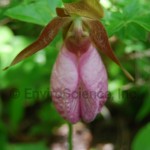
[68,122,73,150]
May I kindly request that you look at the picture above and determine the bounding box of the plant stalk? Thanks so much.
[68,122,73,150]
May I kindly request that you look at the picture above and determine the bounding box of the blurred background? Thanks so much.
[0,0,150,150]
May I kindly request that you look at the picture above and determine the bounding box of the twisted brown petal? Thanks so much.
[84,19,134,81]
[4,17,71,70]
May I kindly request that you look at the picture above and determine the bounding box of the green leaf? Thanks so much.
[117,22,147,41]
[9,93,25,130]
[7,142,48,150]
[103,12,124,36]
[5,0,62,26]
[38,103,64,124]
[62,0,80,3]
[103,0,150,40]
[122,0,140,20]
[0,133,7,150]
[132,123,150,150]
[136,95,150,121]
[0,122,8,150]
[134,14,150,31]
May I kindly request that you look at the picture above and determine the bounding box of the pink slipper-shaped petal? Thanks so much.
[79,45,108,122]
[51,44,108,123]
[51,45,80,123]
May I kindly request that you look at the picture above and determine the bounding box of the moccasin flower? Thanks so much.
[4,0,134,123]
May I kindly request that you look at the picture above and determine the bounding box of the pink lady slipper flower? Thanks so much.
[4,0,134,123]
[51,36,108,123]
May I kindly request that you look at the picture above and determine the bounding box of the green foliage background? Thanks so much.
[0,0,150,149]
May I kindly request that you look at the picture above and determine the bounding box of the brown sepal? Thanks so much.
[4,17,71,70]
[64,0,104,19]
